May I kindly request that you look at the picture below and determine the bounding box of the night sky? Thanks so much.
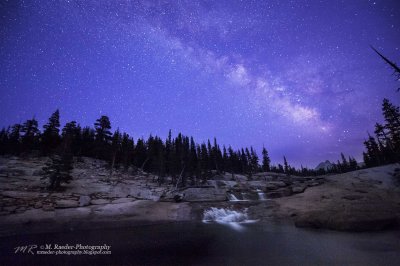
[1,0,399,168]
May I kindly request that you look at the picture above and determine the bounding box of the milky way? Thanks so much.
[0,0,399,167]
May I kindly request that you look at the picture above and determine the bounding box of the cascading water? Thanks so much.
[227,193,240,201]
[256,189,267,201]
[202,207,257,231]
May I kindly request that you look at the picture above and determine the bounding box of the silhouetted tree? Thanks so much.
[42,110,61,154]
[21,118,40,152]
[371,46,400,91]
[42,153,73,190]
[261,146,271,172]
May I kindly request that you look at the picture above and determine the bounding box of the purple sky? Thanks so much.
[0,0,399,168]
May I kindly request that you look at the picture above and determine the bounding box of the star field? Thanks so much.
[0,0,399,167]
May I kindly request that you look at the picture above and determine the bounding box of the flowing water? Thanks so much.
[1,214,400,265]
[256,189,267,200]
[227,192,240,201]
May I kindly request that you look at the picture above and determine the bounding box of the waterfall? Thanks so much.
[227,193,240,201]
[256,189,266,201]
[202,207,257,231]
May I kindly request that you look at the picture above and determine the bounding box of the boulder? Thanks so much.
[180,187,227,202]
[307,182,320,187]
[265,188,292,198]
[55,199,79,208]
[292,185,307,194]
[79,195,91,207]
[265,183,278,191]
[90,199,110,205]
[173,193,185,202]
[267,181,287,188]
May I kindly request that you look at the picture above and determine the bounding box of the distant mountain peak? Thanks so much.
[315,160,333,171]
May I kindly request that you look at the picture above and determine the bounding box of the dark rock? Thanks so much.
[342,195,363,200]
[180,187,227,202]
[79,195,91,207]
[42,205,55,211]
[173,193,185,202]
[266,188,292,198]
[32,169,45,176]
[55,199,79,208]
[292,185,307,194]
[0,168,26,176]
[90,199,110,205]
[354,189,368,194]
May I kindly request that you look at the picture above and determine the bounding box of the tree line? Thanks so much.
[0,110,354,188]
[363,98,400,167]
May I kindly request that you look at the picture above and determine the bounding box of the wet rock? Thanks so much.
[34,202,42,209]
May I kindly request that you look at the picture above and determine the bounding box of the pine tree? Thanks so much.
[283,156,289,174]
[94,116,112,143]
[94,116,112,159]
[382,99,400,159]
[250,147,259,173]
[110,129,122,175]
[349,156,358,171]
[120,133,134,172]
[363,135,381,167]
[61,121,80,154]
[42,153,73,190]
[261,146,271,172]
[340,153,348,172]
[8,124,22,154]
[42,109,61,154]
[21,118,40,151]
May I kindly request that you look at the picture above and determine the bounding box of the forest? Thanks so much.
[0,97,398,189]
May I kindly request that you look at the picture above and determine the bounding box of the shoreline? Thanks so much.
[1,156,399,237]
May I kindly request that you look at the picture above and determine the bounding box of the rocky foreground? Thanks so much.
[0,156,399,236]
